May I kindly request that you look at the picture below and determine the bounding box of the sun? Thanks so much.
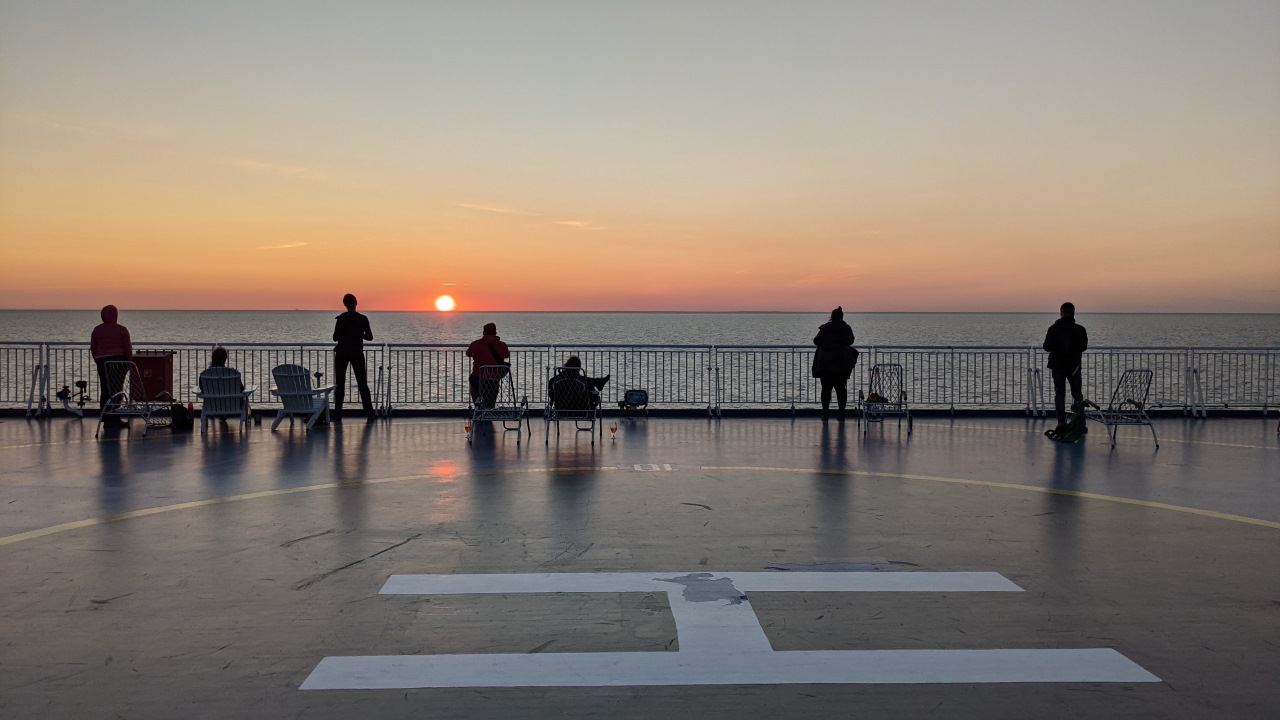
[434,295,456,312]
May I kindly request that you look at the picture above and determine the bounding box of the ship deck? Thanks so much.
[1,414,1277,719]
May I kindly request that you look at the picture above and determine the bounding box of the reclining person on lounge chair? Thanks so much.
[547,356,608,409]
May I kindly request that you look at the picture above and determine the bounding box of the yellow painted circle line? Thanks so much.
[703,466,1280,530]
[1,463,1275,548]
[0,466,619,548]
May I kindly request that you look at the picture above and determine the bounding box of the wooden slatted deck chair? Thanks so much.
[468,365,530,445]
[858,363,912,436]
[1086,368,1158,449]
[95,360,172,438]
[545,366,601,445]
[269,364,333,431]
[196,367,256,433]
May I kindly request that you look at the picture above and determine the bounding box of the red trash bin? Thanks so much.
[133,350,174,401]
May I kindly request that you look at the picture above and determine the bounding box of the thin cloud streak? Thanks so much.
[457,203,540,216]
[255,242,309,250]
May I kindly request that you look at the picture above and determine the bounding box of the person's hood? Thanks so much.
[100,305,118,323]
[483,334,503,343]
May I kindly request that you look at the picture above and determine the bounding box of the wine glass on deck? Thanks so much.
[610,421,618,439]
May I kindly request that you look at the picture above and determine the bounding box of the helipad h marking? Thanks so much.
[300,571,1160,689]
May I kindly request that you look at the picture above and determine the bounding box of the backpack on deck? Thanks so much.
[1045,399,1089,443]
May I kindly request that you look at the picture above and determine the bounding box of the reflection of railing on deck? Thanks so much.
[3,342,1275,417]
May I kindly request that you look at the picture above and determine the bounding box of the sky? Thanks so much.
[1,1,1278,312]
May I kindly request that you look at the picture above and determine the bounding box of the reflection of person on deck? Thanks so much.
[90,304,133,411]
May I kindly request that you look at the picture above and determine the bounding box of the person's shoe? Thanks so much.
[837,411,846,422]
[820,412,829,421]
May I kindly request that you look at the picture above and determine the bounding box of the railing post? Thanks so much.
[948,347,955,415]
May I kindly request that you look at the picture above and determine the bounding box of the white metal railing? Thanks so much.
[2,342,1275,417]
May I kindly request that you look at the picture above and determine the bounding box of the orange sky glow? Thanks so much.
[1,2,1277,312]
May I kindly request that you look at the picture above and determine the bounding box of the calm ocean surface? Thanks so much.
[2,311,1278,348]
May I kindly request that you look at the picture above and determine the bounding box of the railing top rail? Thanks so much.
[5,341,1278,352]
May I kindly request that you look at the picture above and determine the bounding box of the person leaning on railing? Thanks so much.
[90,304,132,411]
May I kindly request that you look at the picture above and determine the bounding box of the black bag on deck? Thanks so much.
[170,403,194,432]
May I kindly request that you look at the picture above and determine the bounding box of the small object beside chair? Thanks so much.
[269,364,333,431]
[1085,369,1158,449]
[195,367,256,433]
[618,389,649,416]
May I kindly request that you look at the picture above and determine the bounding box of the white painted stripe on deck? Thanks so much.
[300,648,1159,689]
[379,571,1023,595]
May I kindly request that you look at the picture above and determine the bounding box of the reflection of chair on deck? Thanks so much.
[196,367,256,433]
[269,364,333,431]
[1086,369,1158,449]
[469,366,529,444]
[546,367,601,445]
[858,363,912,435]
[95,360,172,438]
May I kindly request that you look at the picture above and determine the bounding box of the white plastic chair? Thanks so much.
[1086,369,1158,449]
[468,365,530,444]
[545,367,601,445]
[858,363,912,435]
[196,367,256,432]
[95,360,172,438]
[269,364,333,431]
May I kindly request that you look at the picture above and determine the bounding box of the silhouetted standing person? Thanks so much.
[90,304,132,411]
[333,293,374,420]
[1044,301,1089,432]
[813,306,858,421]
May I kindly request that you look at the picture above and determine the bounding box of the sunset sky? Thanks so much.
[1,1,1277,312]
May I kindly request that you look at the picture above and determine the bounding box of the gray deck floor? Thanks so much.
[1,414,1277,719]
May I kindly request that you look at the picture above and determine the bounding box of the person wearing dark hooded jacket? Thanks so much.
[90,304,133,411]
[466,322,510,407]
[332,293,375,419]
[812,306,858,421]
[1043,301,1089,431]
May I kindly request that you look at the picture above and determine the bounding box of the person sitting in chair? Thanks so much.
[547,356,608,409]
[466,322,510,409]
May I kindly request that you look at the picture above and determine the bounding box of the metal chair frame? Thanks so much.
[545,367,602,445]
[1086,368,1159,449]
[469,365,530,444]
[95,360,172,438]
[858,363,912,435]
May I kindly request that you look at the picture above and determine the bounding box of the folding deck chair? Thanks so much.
[95,360,172,438]
[858,363,912,435]
[1085,368,1159,449]
[546,366,601,445]
[469,365,530,444]
[196,367,256,433]
[269,364,333,431]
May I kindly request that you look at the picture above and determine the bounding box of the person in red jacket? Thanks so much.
[90,304,133,411]
[465,322,510,407]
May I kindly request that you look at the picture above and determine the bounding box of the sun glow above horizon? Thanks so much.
[434,295,456,312]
